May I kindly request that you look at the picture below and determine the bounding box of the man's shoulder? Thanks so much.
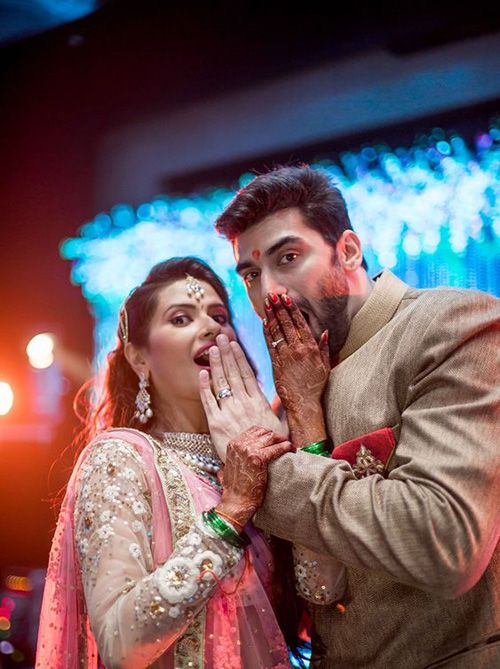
[397,284,499,323]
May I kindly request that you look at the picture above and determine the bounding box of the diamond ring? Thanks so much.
[217,387,232,399]
[271,338,285,348]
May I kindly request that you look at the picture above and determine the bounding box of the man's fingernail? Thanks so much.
[269,293,279,304]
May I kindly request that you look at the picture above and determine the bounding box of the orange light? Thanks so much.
[0,617,10,631]
[5,576,32,592]
[0,382,14,416]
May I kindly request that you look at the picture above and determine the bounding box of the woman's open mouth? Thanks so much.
[194,349,211,368]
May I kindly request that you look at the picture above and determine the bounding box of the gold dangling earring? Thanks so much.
[134,371,153,424]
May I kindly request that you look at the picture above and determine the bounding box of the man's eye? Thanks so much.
[279,252,298,265]
[171,315,190,326]
[244,270,259,284]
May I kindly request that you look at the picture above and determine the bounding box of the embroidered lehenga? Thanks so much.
[35,427,293,668]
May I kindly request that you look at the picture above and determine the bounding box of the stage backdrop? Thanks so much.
[61,123,500,399]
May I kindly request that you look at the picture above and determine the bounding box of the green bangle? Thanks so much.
[202,509,249,549]
[300,439,332,457]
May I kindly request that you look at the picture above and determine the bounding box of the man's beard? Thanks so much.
[296,266,350,359]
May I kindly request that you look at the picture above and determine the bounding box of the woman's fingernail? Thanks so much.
[282,294,292,306]
[269,293,279,304]
[263,318,268,329]
[264,298,272,311]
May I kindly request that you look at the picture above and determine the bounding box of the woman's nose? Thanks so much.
[200,317,222,339]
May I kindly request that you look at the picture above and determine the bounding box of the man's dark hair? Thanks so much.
[215,164,367,269]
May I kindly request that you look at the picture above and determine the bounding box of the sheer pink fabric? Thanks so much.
[35,429,290,668]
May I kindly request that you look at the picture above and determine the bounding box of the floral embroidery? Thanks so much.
[103,484,120,501]
[168,605,181,618]
[122,467,137,481]
[129,543,141,559]
[132,500,146,515]
[131,520,142,533]
[193,550,223,580]
[96,524,114,541]
[156,557,200,603]
[293,544,346,605]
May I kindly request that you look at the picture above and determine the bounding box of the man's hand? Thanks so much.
[216,426,293,528]
[263,292,330,447]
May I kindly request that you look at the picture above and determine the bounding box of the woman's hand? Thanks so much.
[199,334,286,461]
[263,292,330,447]
[216,426,293,528]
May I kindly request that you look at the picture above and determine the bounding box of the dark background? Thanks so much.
[0,0,499,569]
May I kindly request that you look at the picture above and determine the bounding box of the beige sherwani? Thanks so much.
[255,270,500,668]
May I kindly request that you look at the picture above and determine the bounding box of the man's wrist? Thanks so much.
[287,412,327,448]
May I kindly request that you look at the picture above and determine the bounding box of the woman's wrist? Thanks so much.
[215,499,254,532]
[202,508,250,549]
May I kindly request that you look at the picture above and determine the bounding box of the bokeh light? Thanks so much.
[0,382,14,416]
[26,333,55,369]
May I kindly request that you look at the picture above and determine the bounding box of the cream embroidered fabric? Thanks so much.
[74,438,243,667]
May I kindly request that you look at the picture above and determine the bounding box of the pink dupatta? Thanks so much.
[35,428,290,668]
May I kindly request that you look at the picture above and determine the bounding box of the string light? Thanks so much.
[60,122,500,398]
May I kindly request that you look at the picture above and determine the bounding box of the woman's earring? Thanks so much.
[134,372,153,424]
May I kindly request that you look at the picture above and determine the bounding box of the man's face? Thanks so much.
[234,207,351,356]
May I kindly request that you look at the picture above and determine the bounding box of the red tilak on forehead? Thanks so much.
[252,250,261,260]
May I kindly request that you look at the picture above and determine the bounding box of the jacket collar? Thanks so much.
[338,269,409,362]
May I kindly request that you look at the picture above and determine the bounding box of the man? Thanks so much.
[214,165,500,668]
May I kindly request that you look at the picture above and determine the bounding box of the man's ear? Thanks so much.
[336,231,363,271]
[124,342,149,379]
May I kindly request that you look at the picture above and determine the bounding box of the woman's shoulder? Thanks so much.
[79,428,153,478]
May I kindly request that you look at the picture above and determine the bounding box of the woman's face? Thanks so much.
[140,278,236,405]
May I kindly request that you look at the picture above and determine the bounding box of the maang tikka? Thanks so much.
[186,274,204,301]
[134,371,153,424]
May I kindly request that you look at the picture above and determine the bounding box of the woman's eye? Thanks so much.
[244,270,259,285]
[171,315,190,326]
[213,314,228,325]
[279,252,298,265]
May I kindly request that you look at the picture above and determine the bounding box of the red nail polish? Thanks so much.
[270,293,279,304]
[264,298,272,311]
[263,318,268,329]
[282,294,292,306]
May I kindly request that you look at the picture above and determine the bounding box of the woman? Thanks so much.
[35,257,294,669]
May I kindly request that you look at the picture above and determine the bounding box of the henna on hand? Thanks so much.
[216,425,293,527]
[264,293,330,447]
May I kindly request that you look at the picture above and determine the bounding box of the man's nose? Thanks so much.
[259,273,287,308]
[260,272,287,298]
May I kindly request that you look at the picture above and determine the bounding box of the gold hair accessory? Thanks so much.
[186,274,205,301]
[118,304,129,344]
